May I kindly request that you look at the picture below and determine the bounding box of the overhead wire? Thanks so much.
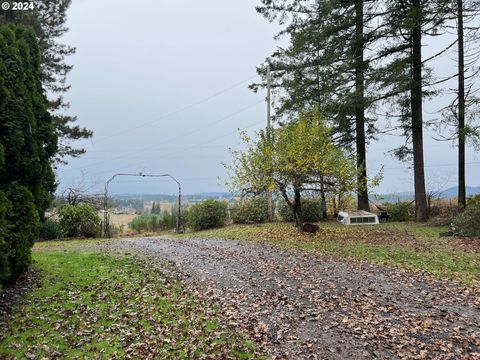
[92,74,260,143]
[65,98,264,173]
[82,117,267,178]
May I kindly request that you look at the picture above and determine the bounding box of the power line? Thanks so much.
[93,74,259,142]
[79,117,267,178]
[65,99,263,172]
[81,144,234,154]
[110,176,218,184]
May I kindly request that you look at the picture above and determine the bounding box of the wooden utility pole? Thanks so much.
[267,64,273,222]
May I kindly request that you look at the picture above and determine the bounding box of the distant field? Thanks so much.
[159,202,173,212]
[109,207,173,233]
[145,202,173,213]
[109,214,137,227]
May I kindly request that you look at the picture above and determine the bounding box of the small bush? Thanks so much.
[278,201,294,222]
[230,197,269,224]
[58,204,101,238]
[129,214,149,232]
[162,212,177,229]
[302,199,326,222]
[278,199,324,223]
[382,202,415,222]
[148,216,159,232]
[129,214,157,232]
[428,205,441,218]
[128,212,176,233]
[38,219,62,240]
[186,199,228,231]
[108,224,122,237]
[451,203,480,237]
[467,194,480,207]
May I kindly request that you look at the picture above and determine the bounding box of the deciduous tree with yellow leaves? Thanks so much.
[226,110,380,230]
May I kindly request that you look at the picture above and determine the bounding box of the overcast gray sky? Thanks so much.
[57,0,480,196]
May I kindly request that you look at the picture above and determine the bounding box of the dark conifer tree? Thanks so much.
[435,0,480,209]
[254,0,384,211]
[377,0,456,221]
[0,0,93,163]
[0,24,57,285]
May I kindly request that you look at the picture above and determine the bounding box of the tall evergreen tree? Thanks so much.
[429,0,477,214]
[254,0,384,211]
[0,24,57,285]
[437,0,480,209]
[256,0,458,221]
[0,0,92,163]
[375,0,452,221]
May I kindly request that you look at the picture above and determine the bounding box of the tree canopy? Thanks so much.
[253,0,480,221]
[226,110,378,229]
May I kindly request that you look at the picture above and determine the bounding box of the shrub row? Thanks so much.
[182,197,326,231]
[52,197,477,239]
[184,197,326,231]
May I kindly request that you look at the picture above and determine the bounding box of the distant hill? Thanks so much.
[371,186,480,203]
[112,187,480,204]
[440,186,480,198]
[113,192,234,202]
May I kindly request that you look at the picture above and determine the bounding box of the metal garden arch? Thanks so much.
[103,172,182,237]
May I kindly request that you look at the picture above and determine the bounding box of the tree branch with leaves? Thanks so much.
[225,110,381,230]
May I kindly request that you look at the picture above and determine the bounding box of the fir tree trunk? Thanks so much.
[411,0,428,222]
[354,0,370,211]
[457,0,466,210]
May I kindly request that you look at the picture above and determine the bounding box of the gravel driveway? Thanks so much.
[103,236,479,359]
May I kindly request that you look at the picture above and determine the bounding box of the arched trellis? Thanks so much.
[103,172,182,237]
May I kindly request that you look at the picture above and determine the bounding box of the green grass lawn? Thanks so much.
[0,251,259,359]
[175,222,479,285]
